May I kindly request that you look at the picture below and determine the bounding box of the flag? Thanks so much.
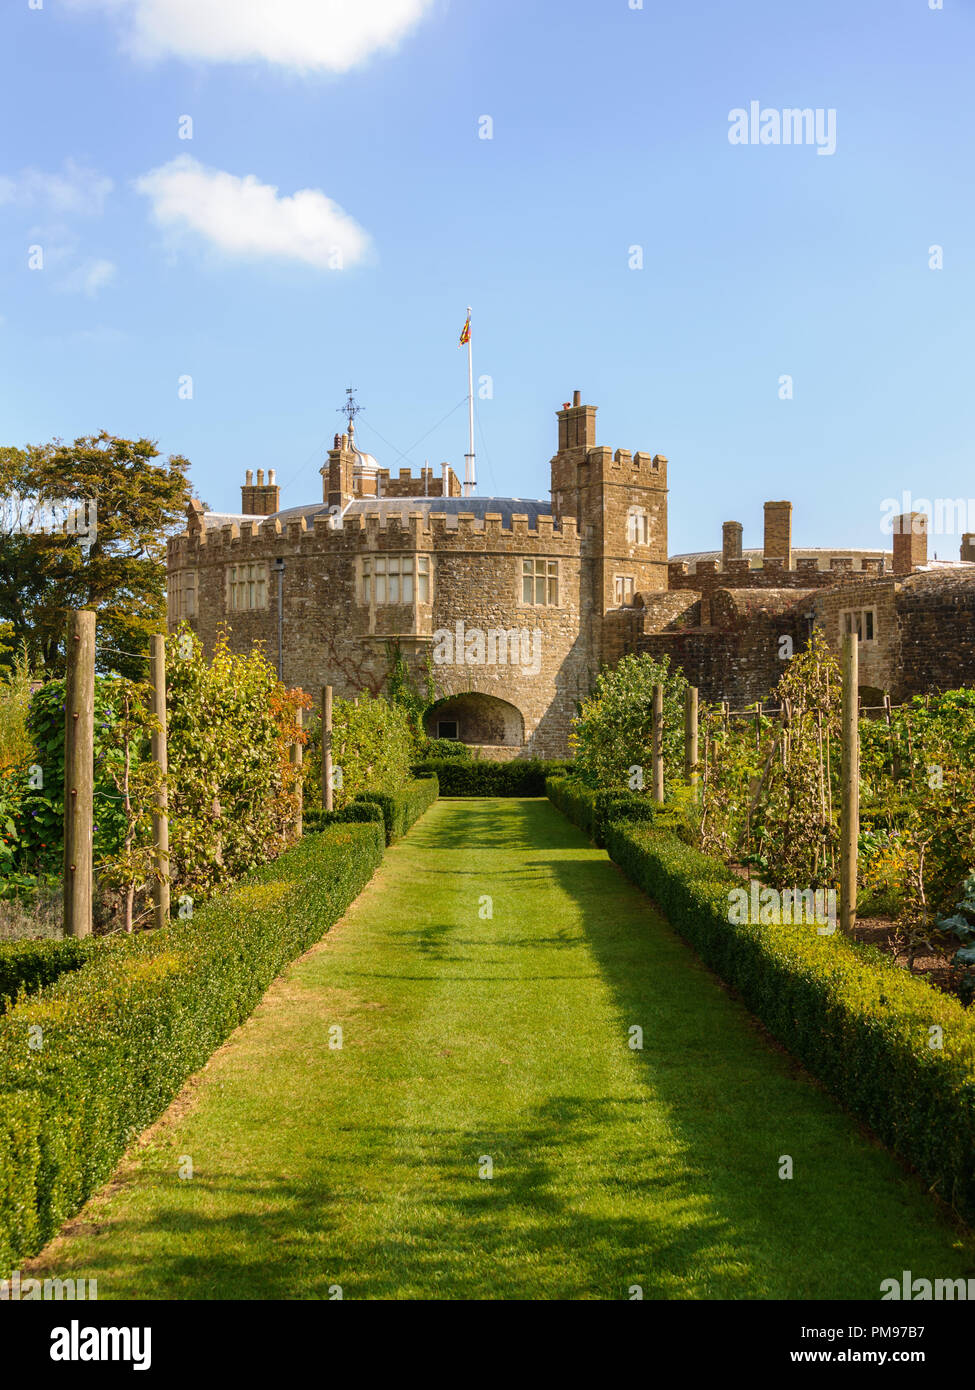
[459,314,471,347]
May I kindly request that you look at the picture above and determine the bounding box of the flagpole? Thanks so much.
[464,305,476,497]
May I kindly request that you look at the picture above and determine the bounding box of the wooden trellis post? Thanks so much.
[652,683,664,804]
[840,633,860,933]
[291,706,303,837]
[322,685,334,812]
[63,610,95,938]
[684,686,699,800]
[150,634,170,929]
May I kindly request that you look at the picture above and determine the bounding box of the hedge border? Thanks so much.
[545,774,662,847]
[0,820,385,1274]
[356,773,439,844]
[411,759,573,797]
[554,790,975,1223]
[0,939,95,1017]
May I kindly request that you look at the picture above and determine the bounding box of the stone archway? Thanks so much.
[425,693,525,749]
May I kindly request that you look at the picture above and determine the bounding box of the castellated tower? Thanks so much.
[550,390,669,616]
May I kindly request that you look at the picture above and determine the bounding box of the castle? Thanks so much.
[168,392,975,755]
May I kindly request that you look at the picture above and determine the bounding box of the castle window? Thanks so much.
[842,608,877,643]
[627,508,650,545]
[170,569,196,621]
[615,575,635,607]
[361,554,432,605]
[523,558,559,606]
[228,562,267,611]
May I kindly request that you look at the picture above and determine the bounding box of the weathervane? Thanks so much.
[338,387,363,443]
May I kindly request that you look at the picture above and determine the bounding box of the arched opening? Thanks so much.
[424,693,525,749]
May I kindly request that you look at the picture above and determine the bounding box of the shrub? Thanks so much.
[412,759,573,797]
[303,803,386,833]
[356,774,439,844]
[546,775,659,846]
[0,939,93,1015]
[417,738,472,761]
[570,652,688,791]
[600,821,975,1223]
[0,820,384,1275]
[303,690,414,813]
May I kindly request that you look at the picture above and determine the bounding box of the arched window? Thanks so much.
[627,507,649,545]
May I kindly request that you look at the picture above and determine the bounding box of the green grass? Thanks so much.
[23,798,973,1300]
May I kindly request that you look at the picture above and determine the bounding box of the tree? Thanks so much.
[571,652,688,790]
[0,433,198,679]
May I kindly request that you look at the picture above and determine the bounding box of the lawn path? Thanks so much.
[26,798,972,1299]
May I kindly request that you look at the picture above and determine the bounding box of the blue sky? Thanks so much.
[1,0,972,557]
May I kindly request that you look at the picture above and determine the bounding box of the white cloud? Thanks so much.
[135,157,370,270]
[0,160,112,216]
[64,0,435,72]
[58,259,118,297]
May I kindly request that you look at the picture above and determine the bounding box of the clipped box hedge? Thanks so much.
[600,820,975,1223]
[0,820,384,1275]
[356,773,439,844]
[303,802,386,834]
[545,775,659,847]
[412,758,573,797]
[0,939,95,1017]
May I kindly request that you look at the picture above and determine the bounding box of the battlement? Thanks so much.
[169,507,582,563]
[357,464,462,500]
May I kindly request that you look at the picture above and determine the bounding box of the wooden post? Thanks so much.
[291,706,303,837]
[322,685,334,812]
[652,683,664,804]
[684,686,699,800]
[63,610,95,938]
[150,634,170,929]
[840,632,860,933]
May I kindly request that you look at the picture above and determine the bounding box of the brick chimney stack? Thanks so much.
[556,390,597,452]
[892,513,928,574]
[763,500,793,569]
[961,533,975,564]
[722,520,743,569]
[241,468,280,516]
[323,432,356,512]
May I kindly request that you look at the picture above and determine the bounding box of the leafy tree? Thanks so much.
[571,652,688,791]
[0,434,198,679]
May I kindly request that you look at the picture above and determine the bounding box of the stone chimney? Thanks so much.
[722,520,743,569]
[961,533,975,564]
[556,389,597,452]
[763,500,793,569]
[241,468,280,516]
[892,512,928,575]
[323,433,355,512]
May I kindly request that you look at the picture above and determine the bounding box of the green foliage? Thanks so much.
[302,803,387,834]
[600,820,975,1223]
[546,775,659,846]
[0,939,92,1015]
[0,435,196,680]
[411,759,573,797]
[570,652,688,791]
[417,738,472,761]
[304,690,414,813]
[384,641,436,744]
[0,821,384,1274]
[698,632,842,891]
[166,627,307,897]
[355,775,439,844]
